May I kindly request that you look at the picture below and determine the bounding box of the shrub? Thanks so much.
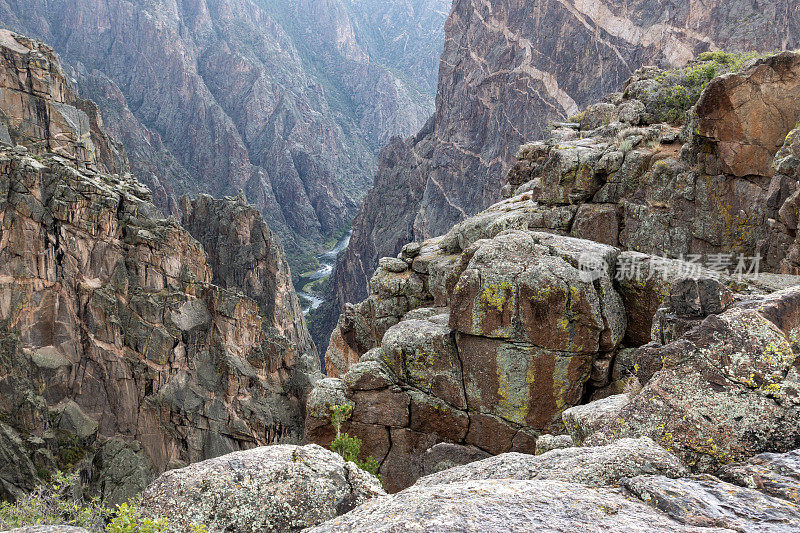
[618,139,634,154]
[0,471,206,532]
[643,50,777,125]
[328,404,382,481]
[106,503,166,533]
[0,471,107,531]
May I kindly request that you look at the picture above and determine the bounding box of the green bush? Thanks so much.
[0,471,207,532]
[0,471,108,531]
[331,432,381,479]
[328,404,382,481]
[106,503,166,533]
[645,50,777,124]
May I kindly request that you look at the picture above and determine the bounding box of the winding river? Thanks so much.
[296,231,352,315]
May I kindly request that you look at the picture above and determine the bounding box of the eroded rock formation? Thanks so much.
[306,443,800,532]
[308,51,800,492]
[140,444,385,533]
[325,0,800,351]
[0,0,448,275]
[0,31,318,504]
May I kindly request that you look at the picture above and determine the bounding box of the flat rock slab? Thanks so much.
[305,479,732,532]
[415,437,686,487]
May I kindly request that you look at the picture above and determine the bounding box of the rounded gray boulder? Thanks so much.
[140,444,385,532]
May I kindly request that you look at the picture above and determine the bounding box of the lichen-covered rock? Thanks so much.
[534,434,574,455]
[694,53,800,178]
[312,50,800,494]
[415,438,686,488]
[421,443,491,477]
[140,445,385,533]
[592,288,800,472]
[305,479,728,533]
[562,395,629,445]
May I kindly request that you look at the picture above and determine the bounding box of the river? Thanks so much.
[296,231,352,315]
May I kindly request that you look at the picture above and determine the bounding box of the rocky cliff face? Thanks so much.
[0,31,318,504]
[0,0,447,275]
[307,51,800,492]
[325,0,800,350]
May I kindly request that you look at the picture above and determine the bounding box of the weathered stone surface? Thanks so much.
[325,0,800,355]
[421,443,491,477]
[695,53,800,178]
[313,50,800,494]
[180,193,317,366]
[140,445,385,533]
[625,474,800,532]
[717,450,800,503]
[416,438,686,488]
[563,395,629,445]
[535,434,574,455]
[0,32,318,503]
[306,479,728,532]
[0,30,125,174]
[594,289,800,472]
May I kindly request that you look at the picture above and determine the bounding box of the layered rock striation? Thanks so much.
[0,31,318,504]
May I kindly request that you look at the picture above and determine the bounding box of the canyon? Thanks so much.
[0,0,449,277]
[4,0,800,531]
[321,0,800,352]
[0,30,318,504]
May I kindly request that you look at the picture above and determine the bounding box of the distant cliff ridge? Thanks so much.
[0,0,449,276]
[322,0,800,352]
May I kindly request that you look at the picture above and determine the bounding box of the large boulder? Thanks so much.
[140,445,385,533]
[415,438,686,488]
[305,479,729,533]
[694,53,800,178]
[585,288,800,472]
[716,449,800,503]
[624,474,800,532]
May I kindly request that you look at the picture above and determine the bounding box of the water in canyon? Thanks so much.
[297,231,352,315]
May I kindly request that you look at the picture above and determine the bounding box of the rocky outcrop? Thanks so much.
[0,31,125,175]
[567,286,800,472]
[0,0,447,276]
[308,51,800,492]
[325,0,800,351]
[415,437,687,488]
[140,444,384,533]
[0,31,318,503]
[308,444,800,532]
[179,193,316,367]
